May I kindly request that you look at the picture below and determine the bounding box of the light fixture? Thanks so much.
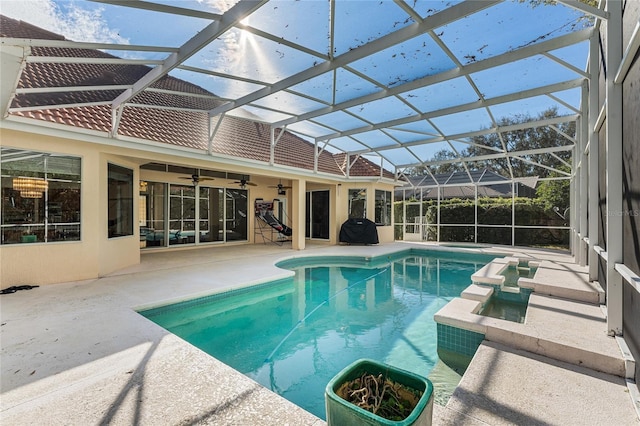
[13,177,48,198]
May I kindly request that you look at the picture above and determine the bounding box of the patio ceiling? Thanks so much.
[2,0,603,180]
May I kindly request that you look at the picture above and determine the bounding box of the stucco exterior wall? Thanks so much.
[1,129,102,286]
[1,126,398,286]
[98,154,141,277]
[334,182,396,244]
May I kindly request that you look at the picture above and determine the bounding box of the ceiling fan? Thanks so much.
[233,178,257,188]
[269,180,292,195]
[179,174,215,186]
[268,180,292,190]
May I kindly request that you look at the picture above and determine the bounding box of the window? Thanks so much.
[349,189,366,218]
[108,164,133,238]
[1,148,81,244]
[375,190,392,226]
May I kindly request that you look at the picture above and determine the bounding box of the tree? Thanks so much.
[464,108,574,178]
[408,107,575,179]
[409,148,463,176]
[536,165,571,211]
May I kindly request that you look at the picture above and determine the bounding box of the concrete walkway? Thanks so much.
[1,242,638,425]
[439,341,638,426]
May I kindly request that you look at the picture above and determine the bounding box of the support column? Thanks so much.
[292,178,306,250]
[511,182,515,246]
[579,82,589,266]
[588,32,600,281]
[570,148,577,256]
[436,187,441,242]
[474,184,478,244]
[605,0,623,335]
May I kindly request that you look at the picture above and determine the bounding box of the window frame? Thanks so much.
[348,188,367,219]
[108,163,134,238]
[375,189,392,226]
[1,147,82,245]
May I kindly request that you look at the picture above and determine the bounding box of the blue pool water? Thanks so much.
[140,249,496,419]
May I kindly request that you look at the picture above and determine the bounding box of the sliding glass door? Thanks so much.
[199,187,224,243]
[306,190,330,239]
[139,181,167,247]
[169,184,196,245]
[140,182,247,248]
[225,188,248,241]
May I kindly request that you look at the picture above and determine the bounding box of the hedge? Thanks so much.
[394,197,569,247]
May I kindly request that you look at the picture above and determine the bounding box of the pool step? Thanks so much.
[471,257,518,285]
[518,260,604,304]
[435,293,627,378]
[472,257,603,304]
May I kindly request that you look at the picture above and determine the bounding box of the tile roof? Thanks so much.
[405,169,510,186]
[333,153,395,179]
[396,169,538,199]
[1,15,393,180]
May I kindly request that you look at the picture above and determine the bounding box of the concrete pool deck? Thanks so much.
[1,242,638,425]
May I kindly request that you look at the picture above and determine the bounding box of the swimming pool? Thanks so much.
[140,249,496,419]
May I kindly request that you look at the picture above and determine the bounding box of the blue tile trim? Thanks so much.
[437,323,485,358]
[139,278,292,317]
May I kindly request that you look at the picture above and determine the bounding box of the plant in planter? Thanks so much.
[336,372,422,420]
[325,359,434,426]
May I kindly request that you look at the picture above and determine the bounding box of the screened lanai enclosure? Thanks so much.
[394,168,570,247]
[0,0,607,246]
[1,0,639,381]
[3,0,599,176]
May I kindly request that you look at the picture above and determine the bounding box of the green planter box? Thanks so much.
[325,359,434,426]
[20,234,37,243]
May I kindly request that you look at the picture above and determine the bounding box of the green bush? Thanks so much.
[394,197,568,248]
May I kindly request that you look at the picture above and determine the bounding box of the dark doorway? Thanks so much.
[306,190,330,239]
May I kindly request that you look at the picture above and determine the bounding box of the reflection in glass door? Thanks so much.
[141,182,248,248]
[306,190,329,239]
[139,181,166,247]
[169,184,196,245]
[199,187,223,242]
[225,188,248,241]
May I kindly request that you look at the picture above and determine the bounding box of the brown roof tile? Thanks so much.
[333,153,395,179]
[0,15,65,40]
[2,15,393,179]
